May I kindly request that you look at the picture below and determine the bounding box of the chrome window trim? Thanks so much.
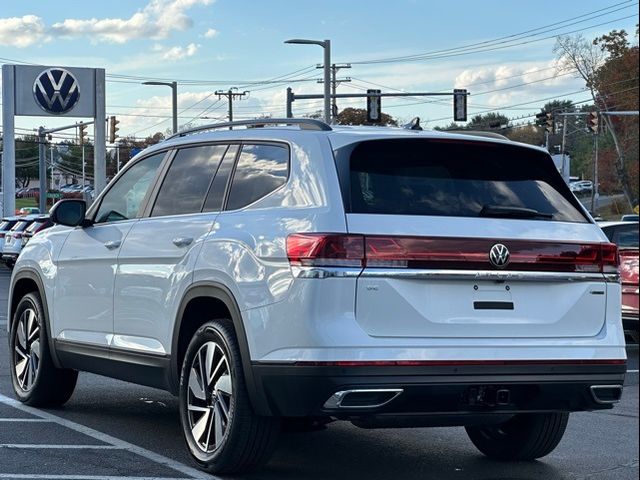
[292,266,618,283]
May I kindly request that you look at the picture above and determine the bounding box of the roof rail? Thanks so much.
[166,118,332,140]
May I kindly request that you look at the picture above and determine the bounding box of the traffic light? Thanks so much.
[536,111,554,133]
[545,113,554,134]
[109,116,120,143]
[78,122,87,146]
[587,111,599,134]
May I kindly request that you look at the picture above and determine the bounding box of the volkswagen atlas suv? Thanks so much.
[8,118,627,474]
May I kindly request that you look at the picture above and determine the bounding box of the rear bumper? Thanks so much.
[250,361,626,419]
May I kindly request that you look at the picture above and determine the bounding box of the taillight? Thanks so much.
[287,234,618,274]
[286,234,364,267]
[599,243,619,274]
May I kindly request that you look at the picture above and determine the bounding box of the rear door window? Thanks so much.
[344,139,587,222]
[225,144,289,211]
[152,144,228,217]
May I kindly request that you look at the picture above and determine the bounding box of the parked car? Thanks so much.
[0,216,21,254]
[16,207,41,216]
[570,180,593,194]
[7,119,626,474]
[21,215,53,246]
[621,214,639,222]
[2,216,36,267]
[599,221,639,343]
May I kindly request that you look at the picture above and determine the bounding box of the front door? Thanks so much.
[52,152,167,348]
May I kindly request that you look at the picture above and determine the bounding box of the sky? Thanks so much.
[0,0,638,141]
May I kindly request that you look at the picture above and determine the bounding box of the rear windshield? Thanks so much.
[341,139,587,223]
[0,221,13,231]
[10,221,29,232]
[25,221,45,234]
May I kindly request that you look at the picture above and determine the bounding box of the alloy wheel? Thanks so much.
[13,308,41,391]
[187,341,233,454]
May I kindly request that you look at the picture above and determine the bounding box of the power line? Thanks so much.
[346,1,638,64]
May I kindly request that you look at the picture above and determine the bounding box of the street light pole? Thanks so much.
[284,38,331,124]
[142,81,178,134]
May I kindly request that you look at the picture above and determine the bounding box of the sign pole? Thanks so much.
[94,69,107,195]
[38,127,46,213]
[1,65,16,216]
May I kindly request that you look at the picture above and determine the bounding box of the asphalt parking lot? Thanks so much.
[0,266,637,480]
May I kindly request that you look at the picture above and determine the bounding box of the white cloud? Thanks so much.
[203,28,218,39]
[161,42,201,60]
[0,0,215,47]
[0,15,47,47]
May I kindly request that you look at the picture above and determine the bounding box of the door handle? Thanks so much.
[104,240,121,250]
[172,237,193,248]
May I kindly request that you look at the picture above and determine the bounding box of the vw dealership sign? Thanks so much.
[12,65,96,117]
[33,68,81,115]
[2,64,106,216]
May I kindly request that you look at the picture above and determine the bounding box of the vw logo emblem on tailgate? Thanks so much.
[33,68,80,114]
[489,243,510,268]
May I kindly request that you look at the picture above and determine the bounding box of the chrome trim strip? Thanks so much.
[292,266,362,279]
[589,384,623,404]
[293,266,618,283]
[323,388,404,409]
[362,269,616,283]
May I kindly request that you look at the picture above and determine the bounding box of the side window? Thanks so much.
[202,145,239,212]
[94,152,165,224]
[225,144,288,211]
[152,145,228,217]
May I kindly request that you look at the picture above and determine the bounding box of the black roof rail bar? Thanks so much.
[166,118,332,140]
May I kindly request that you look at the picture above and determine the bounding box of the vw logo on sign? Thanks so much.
[33,68,80,115]
[489,243,510,269]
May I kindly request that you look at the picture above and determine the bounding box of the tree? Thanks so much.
[466,112,510,131]
[555,28,639,206]
[337,107,397,126]
[504,125,544,146]
[15,135,40,188]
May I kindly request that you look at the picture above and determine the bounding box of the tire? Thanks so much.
[465,412,569,461]
[179,319,280,474]
[9,291,78,407]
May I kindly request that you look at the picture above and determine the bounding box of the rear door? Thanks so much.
[337,138,613,338]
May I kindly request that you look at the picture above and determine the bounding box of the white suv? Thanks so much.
[8,119,626,474]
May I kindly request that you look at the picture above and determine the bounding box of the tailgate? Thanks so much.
[350,215,612,338]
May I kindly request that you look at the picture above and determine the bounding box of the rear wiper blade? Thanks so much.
[479,205,554,219]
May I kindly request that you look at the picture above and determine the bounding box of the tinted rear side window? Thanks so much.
[226,144,289,211]
[346,139,587,223]
[152,144,228,217]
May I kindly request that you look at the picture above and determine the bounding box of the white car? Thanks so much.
[7,119,626,474]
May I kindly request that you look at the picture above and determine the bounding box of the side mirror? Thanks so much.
[50,199,88,227]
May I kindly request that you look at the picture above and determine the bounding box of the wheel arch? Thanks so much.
[9,269,62,368]
[171,282,270,415]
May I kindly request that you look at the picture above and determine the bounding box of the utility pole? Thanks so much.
[215,89,248,129]
[591,133,599,214]
[560,114,568,182]
[317,63,351,122]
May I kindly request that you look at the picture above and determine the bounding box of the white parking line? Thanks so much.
[0,418,51,422]
[0,393,212,480]
[0,444,121,449]
[0,476,190,480]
